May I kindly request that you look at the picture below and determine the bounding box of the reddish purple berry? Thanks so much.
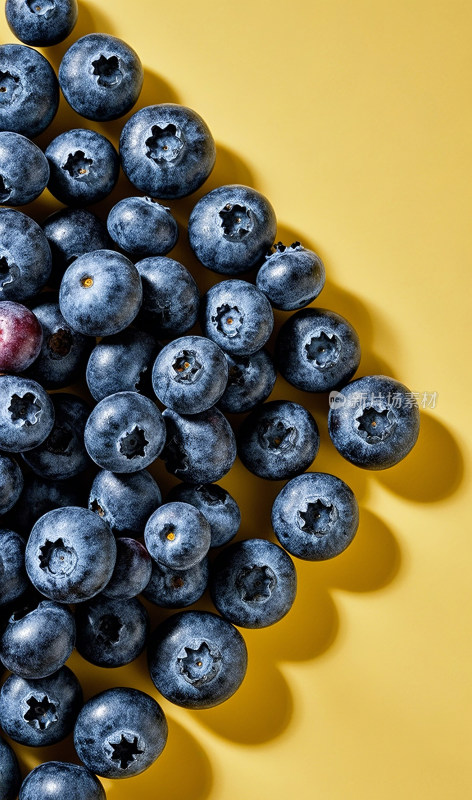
[0,301,43,373]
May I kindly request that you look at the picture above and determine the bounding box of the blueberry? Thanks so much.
[237,400,320,480]
[271,472,359,560]
[101,538,152,600]
[25,300,93,389]
[143,556,209,608]
[217,348,277,414]
[148,610,247,709]
[6,0,78,47]
[152,335,228,414]
[136,255,199,337]
[120,103,216,198]
[0,44,58,137]
[3,474,88,536]
[0,529,28,606]
[19,761,105,800]
[167,482,241,548]
[42,208,112,288]
[0,735,20,800]
[0,665,82,746]
[162,406,237,484]
[84,391,165,473]
[25,506,116,603]
[275,307,361,392]
[210,538,297,627]
[74,687,167,778]
[328,374,421,469]
[59,250,142,337]
[0,131,49,205]
[107,196,179,257]
[0,599,75,678]
[75,596,149,668]
[200,279,274,356]
[46,129,120,206]
[144,501,211,570]
[22,393,90,480]
[0,453,23,514]
[86,328,159,402]
[59,33,143,121]
[0,301,43,373]
[189,184,277,274]
[256,241,326,310]
[0,208,52,302]
[0,375,55,452]
[88,469,161,538]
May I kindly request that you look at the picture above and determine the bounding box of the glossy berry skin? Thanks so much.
[189,184,277,274]
[201,279,274,356]
[25,301,93,389]
[59,250,142,337]
[75,596,149,668]
[0,375,55,452]
[107,197,179,257]
[4,474,88,537]
[167,482,240,548]
[102,538,152,599]
[328,374,421,469]
[0,131,49,205]
[271,472,359,560]
[22,393,91,481]
[218,348,277,414]
[0,600,75,679]
[88,469,161,538]
[0,454,23,514]
[59,33,143,121]
[162,406,237,484]
[0,529,28,606]
[275,307,361,392]
[25,506,116,603]
[152,335,228,414]
[84,391,165,473]
[143,556,209,608]
[0,44,59,138]
[74,687,167,778]
[0,735,20,800]
[19,762,105,800]
[86,328,159,402]
[256,241,325,310]
[42,208,112,288]
[0,665,82,746]
[237,400,320,481]
[6,0,78,47]
[144,501,211,570]
[0,302,43,373]
[148,610,247,709]
[0,208,52,302]
[136,256,199,338]
[120,103,216,198]
[46,129,119,206]
[210,538,297,628]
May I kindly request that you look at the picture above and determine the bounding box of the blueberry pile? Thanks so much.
[0,3,421,797]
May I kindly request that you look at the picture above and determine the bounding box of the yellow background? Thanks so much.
[1,0,471,797]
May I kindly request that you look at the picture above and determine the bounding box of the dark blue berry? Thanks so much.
[200,279,274,356]
[0,44,58,137]
[46,129,120,206]
[3,474,88,537]
[210,538,297,627]
[144,501,211,570]
[136,255,199,337]
[0,375,55,452]
[0,131,49,205]
[84,391,165,473]
[75,596,149,668]
[6,0,78,47]
[74,687,167,778]
[107,197,179,257]
[271,472,360,560]
[328,374,420,469]
[0,735,20,800]
[42,208,112,288]
[120,103,215,198]
[0,208,51,302]
[19,761,105,800]
[256,241,325,310]
[0,453,23,514]
[86,328,159,402]
[162,406,237,484]
[88,468,161,538]
[101,538,152,600]
[167,482,240,548]
[237,400,320,480]
[148,610,247,709]
[0,529,28,607]
[143,556,209,608]
[59,33,143,121]
[217,348,276,414]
